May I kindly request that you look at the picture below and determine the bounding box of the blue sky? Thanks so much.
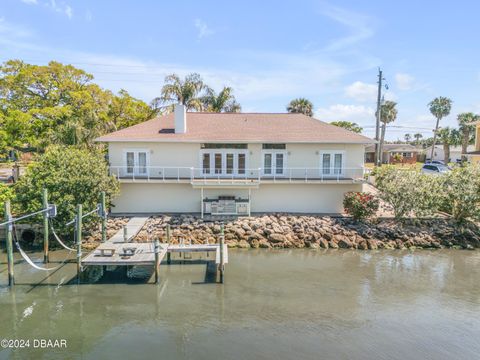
[1,0,479,140]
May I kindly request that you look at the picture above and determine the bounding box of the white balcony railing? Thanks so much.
[109,166,366,183]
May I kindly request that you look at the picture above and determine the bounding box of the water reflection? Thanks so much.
[0,249,479,359]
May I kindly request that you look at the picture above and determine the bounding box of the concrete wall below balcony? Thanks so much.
[111,182,363,214]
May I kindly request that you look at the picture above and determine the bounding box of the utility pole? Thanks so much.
[375,68,383,166]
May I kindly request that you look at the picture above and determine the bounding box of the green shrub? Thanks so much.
[442,164,480,222]
[0,183,13,214]
[375,166,444,219]
[14,146,119,234]
[392,153,403,163]
[343,192,379,221]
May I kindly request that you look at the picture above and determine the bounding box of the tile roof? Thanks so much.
[96,112,375,144]
[365,144,420,152]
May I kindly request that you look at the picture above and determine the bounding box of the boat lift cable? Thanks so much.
[48,218,76,252]
[11,223,73,272]
[65,205,100,227]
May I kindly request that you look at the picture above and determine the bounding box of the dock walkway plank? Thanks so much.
[82,217,228,266]
[108,216,149,244]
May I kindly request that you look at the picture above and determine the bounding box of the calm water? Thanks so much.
[0,249,479,360]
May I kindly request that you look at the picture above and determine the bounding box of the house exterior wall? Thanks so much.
[108,142,366,170]
[365,151,375,163]
[107,141,366,214]
[427,147,447,162]
[472,125,480,164]
[111,182,363,214]
[388,152,417,164]
[426,146,474,163]
[251,183,363,213]
[475,125,480,151]
[471,155,480,164]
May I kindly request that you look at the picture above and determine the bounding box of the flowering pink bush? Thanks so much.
[343,192,379,221]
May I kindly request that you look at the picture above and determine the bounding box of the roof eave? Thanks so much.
[96,138,375,144]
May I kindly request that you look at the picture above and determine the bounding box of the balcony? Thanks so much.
[109,166,366,185]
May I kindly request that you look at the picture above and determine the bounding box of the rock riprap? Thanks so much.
[85,214,480,250]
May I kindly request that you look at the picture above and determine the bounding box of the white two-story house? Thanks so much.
[96,105,374,216]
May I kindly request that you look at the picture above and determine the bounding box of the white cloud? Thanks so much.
[0,9,372,110]
[345,80,397,103]
[345,81,377,102]
[85,10,92,22]
[0,17,32,38]
[320,5,374,52]
[194,19,214,39]
[395,73,415,90]
[21,0,38,4]
[47,0,73,19]
[65,5,73,19]
[315,104,375,124]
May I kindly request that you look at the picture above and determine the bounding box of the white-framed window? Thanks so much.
[123,149,150,176]
[199,149,248,176]
[262,150,287,176]
[319,151,345,176]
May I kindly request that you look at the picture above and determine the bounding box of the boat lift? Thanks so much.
[1,190,108,287]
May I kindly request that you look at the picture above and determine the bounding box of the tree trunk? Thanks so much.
[430,117,441,161]
[379,123,386,166]
[462,131,469,162]
[443,143,450,164]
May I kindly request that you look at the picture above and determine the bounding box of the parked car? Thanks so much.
[425,160,445,165]
[421,164,450,174]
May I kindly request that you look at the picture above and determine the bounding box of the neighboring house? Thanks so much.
[96,105,374,216]
[467,121,480,164]
[424,145,475,163]
[365,144,419,164]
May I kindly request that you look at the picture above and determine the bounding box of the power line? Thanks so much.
[362,125,433,130]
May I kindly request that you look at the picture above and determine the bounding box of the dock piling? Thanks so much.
[166,224,171,264]
[219,223,225,284]
[76,204,83,284]
[4,201,14,287]
[123,225,128,242]
[154,240,160,284]
[42,188,49,263]
[101,191,107,243]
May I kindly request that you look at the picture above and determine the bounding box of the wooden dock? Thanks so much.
[110,216,149,243]
[81,217,228,283]
[81,242,168,266]
[167,244,229,265]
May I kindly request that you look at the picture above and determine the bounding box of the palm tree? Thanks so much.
[404,133,411,143]
[156,73,206,113]
[330,121,363,133]
[429,96,453,161]
[286,98,313,117]
[378,101,398,165]
[202,86,241,112]
[437,127,461,164]
[413,133,423,145]
[457,112,478,162]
